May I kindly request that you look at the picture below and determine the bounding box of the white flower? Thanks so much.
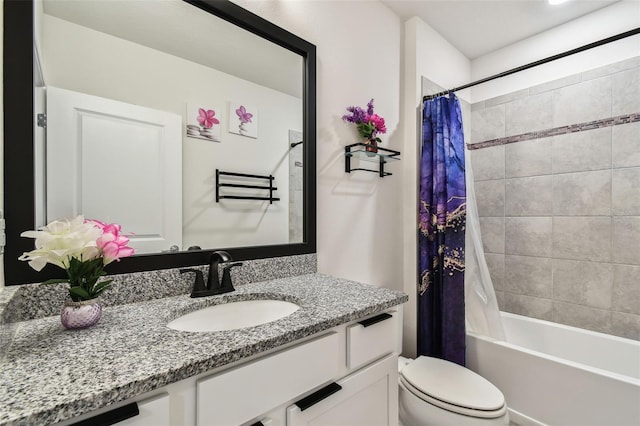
[18,215,102,271]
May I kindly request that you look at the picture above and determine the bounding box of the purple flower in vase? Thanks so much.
[342,99,387,142]
[366,99,374,115]
[342,105,367,124]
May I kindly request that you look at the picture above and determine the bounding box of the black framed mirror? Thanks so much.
[3,0,316,285]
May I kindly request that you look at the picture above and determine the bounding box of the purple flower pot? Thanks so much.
[60,298,102,330]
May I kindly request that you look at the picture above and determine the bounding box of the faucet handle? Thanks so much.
[180,268,206,295]
[221,262,243,291]
[222,261,243,270]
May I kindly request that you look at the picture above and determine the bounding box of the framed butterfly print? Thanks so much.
[228,102,258,138]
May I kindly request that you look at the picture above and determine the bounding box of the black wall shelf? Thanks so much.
[344,143,401,177]
[216,169,280,203]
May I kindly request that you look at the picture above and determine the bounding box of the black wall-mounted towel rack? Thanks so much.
[216,169,280,204]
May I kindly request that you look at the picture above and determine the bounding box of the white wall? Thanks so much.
[42,14,302,250]
[232,1,405,290]
[471,0,640,102]
[401,17,471,356]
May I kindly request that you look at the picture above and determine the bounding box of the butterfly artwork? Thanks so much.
[186,103,222,142]
[229,102,258,138]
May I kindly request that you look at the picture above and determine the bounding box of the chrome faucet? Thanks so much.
[180,251,243,298]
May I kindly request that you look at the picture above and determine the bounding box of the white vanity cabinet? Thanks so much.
[60,308,401,426]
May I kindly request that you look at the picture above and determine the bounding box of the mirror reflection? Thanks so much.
[35,0,305,255]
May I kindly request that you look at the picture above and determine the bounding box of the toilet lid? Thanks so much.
[400,356,505,412]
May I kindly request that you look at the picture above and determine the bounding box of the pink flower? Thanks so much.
[86,219,107,230]
[87,219,134,265]
[368,114,387,134]
[197,108,220,128]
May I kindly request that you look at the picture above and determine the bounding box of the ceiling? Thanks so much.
[42,0,303,98]
[381,0,621,59]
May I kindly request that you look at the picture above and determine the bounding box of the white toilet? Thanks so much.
[398,356,509,426]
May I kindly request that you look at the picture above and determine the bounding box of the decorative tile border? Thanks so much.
[468,112,640,150]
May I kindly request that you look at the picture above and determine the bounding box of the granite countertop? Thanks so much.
[0,273,407,426]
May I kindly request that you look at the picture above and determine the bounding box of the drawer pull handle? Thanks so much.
[358,312,392,328]
[295,382,342,411]
[251,417,273,426]
[72,402,139,425]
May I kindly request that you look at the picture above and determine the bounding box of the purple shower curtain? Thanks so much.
[418,94,467,366]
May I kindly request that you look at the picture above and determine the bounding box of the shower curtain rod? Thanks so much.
[423,27,640,101]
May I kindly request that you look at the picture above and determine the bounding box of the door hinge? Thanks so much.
[37,113,47,128]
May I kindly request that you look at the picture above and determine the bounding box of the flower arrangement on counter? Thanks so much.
[19,215,134,302]
[342,98,387,143]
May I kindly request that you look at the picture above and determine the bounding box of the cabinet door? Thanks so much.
[287,354,398,426]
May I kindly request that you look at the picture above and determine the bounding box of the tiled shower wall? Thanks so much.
[288,130,304,243]
[469,57,640,340]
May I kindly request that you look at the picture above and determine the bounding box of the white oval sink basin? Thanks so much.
[167,299,300,332]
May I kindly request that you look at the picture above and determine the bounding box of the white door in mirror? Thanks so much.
[46,86,182,254]
[167,300,300,332]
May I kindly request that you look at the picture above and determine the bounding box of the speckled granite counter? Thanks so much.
[0,273,407,425]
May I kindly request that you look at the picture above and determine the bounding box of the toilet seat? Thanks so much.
[399,356,506,419]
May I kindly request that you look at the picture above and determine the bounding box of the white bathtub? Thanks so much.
[466,312,640,426]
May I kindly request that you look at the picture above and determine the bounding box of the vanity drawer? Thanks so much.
[347,311,398,369]
[287,354,397,426]
[69,393,170,426]
[197,331,340,426]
